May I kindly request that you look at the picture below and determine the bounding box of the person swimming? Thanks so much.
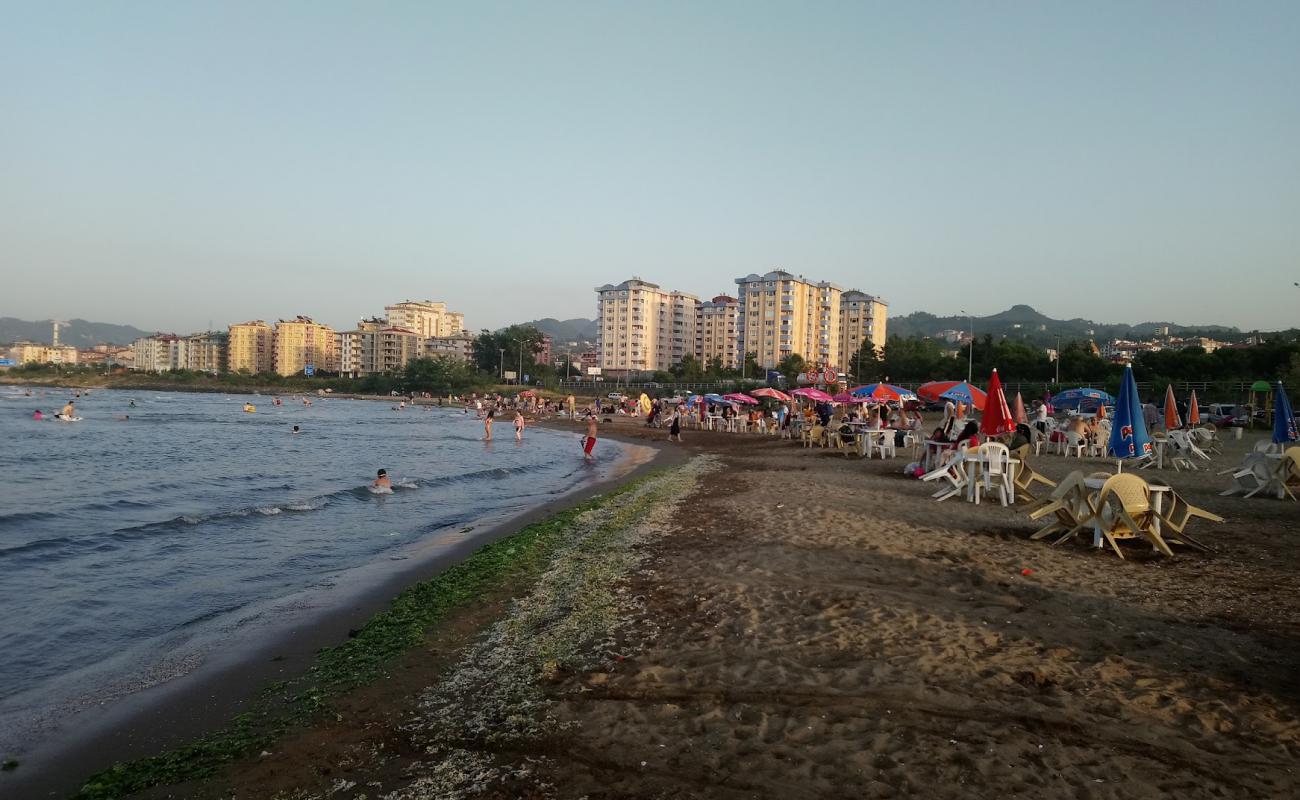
[33,409,43,420]
[243,402,255,413]
[128,399,136,408]
[373,469,391,490]
[292,425,300,434]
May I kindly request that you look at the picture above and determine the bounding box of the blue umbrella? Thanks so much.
[938,382,987,409]
[1108,365,1153,460]
[1050,387,1115,411]
[1273,382,1297,444]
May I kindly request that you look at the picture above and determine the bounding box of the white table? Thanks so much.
[963,455,1020,504]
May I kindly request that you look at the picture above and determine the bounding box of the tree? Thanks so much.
[743,351,762,380]
[671,354,705,381]
[402,356,485,394]
[471,325,547,377]
[850,341,883,383]
[777,353,806,385]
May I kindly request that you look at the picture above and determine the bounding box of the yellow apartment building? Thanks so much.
[384,300,465,339]
[695,295,739,369]
[228,321,274,374]
[595,278,699,374]
[273,316,337,376]
[735,271,842,370]
[839,290,889,373]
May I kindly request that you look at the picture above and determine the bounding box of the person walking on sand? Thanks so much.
[514,410,525,441]
[583,414,598,461]
[668,407,683,443]
[484,409,494,441]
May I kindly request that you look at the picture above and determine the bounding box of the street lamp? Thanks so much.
[960,309,974,383]
[1054,333,1062,386]
[515,338,526,386]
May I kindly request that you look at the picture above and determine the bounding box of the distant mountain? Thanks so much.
[0,317,153,347]
[889,305,1242,345]
[507,317,599,343]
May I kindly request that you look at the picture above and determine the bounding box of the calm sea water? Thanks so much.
[0,387,626,755]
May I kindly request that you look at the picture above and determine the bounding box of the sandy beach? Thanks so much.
[25,411,1300,799]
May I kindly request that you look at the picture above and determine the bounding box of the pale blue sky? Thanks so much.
[3,1,1297,333]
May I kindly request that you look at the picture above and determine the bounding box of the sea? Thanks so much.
[0,387,632,761]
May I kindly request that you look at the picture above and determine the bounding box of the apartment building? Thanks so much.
[423,331,477,362]
[594,279,699,374]
[130,334,186,372]
[735,271,842,370]
[695,295,740,369]
[228,320,274,374]
[339,318,422,377]
[273,316,337,376]
[9,342,79,365]
[184,331,228,374]
[838,291,888,370]
[384,300,465,339]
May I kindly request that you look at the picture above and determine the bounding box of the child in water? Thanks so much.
[373,469,391,490]
[292,425,301,434]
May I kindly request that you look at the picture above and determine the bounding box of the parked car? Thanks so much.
[607,392,625,402]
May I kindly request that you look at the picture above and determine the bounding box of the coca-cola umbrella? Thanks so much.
[980,369,1015,437]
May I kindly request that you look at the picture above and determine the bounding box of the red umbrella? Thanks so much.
[723,393,759,405]
[980,368,1015,437]
[1012,391,1028,425]
[1163,385,1181,430]
[917,380,962,402]
[791,387,834,402]
[750,387,792,403]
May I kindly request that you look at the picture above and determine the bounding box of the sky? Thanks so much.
[3,1,1298,334]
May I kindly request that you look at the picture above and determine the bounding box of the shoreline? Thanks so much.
[0,424,676,799]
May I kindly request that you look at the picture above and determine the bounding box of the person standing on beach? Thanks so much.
[484,409,494,441]
[514,410,525,441]
[583,414,598,461]
[566,394,576,419]
[668,407,683,442]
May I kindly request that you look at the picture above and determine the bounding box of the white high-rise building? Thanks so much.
[594,278,699,374]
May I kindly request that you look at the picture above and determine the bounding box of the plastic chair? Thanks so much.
[1146,477,1223,550]
[919,450,968,502]
[974,442,1013,506]
[1092,473,1175,558]
[1010,445,1057,503]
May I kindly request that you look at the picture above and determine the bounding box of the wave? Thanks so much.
[0,510,60,528]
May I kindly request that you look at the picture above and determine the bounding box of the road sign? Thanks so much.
[0,358,13,366]
[304,365,315,376]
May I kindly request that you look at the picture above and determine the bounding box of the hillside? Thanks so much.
[0,317,152,347]
[507,317,599,343]
[888,305,1242,345]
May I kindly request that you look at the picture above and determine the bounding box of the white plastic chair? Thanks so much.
[974,442,1013,506]
[920,451,968,502]
[1061,431,1086,458]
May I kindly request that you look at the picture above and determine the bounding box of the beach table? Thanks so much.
[1082,475,1171,549]
[963,454,1020,504]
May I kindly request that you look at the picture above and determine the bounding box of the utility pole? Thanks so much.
[516,338,525,386]
[1054,333,1062,386]
[961,310,974,383]
[499,348,505,381]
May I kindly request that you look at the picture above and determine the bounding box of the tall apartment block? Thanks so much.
[384,300,465,339]
[735,271,842,370]
[695,295,739,369]
[839,291,889,371]
[594,278,699,374]
[228,320,274,374]
[273,316,337,376]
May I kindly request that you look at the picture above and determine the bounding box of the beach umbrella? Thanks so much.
[1273,382,1297,445]
[1108,364,1153,463]
[790,387,834,402]
[1012,391,1028,425]
[831,391,864,403]
[724,393,758,405]
[917,380,961,401]
[1050,387,1114,412]
[938,382,987,411]
[750,386,792,403]
[1163,385,1181,431]
[850,383,917,402]
[1188,391,1201,426]
[980,369,1015,437]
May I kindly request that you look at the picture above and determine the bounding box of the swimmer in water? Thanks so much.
[373,469,391,490]
[33,409,43,420]
[292,425,300,434]
[484,409,494,441]
[117,415,130,421]
[243,402,255,413]
[129,399,136,408]
[61,400,75,418]
[514,410,525,441]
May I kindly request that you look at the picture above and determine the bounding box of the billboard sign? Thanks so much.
[586,367,602,376]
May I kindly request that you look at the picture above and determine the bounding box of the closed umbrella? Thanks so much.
[1273,382,1297,445]
[1012,391,1028,425]
[1163,385,1181,431]
[980,368,1015,437]
[1187,391,1201,426]
[1109,364,1153,465]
